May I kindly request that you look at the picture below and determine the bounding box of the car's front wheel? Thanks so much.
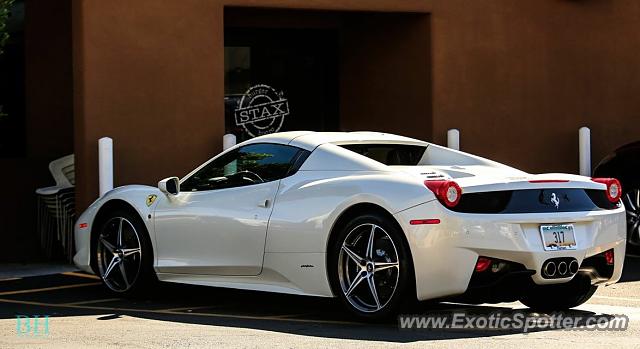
[93,209,156,295]
[328,213,414,320]
[519,275,596,311]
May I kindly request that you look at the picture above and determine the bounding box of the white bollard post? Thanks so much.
[579,127,591,176]
[222,134,237,175]
[98,137,114,196]
[223,133,237,151]
[447,129,460,150]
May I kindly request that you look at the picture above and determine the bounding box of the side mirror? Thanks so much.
[158,177,180,195]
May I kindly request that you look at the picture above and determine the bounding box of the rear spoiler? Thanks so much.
[456,176,606,194]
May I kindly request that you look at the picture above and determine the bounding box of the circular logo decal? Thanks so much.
[234,84,290,137]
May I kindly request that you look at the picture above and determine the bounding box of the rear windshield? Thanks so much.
[339,144,427,166]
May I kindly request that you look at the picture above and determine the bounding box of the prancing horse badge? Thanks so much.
[146,194,157,207]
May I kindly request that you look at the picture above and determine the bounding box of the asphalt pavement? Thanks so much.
[2,256,640,348]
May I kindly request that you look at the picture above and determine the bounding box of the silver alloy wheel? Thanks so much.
[625,189,640,245]
[338,223,400,313]
[96,217,142,292]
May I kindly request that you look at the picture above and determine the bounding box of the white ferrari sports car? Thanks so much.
[74,131,626,319]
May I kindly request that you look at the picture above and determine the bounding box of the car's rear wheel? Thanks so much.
[519,275,597,311]
[624,188,640,250]
[328,213,414,320]
[93,209,155,295]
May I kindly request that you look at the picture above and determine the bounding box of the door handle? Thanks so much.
[258,199,271,208]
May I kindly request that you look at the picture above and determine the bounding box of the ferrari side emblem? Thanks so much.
[146,194,157,207]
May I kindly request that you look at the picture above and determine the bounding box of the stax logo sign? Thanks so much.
[234,84,290,137]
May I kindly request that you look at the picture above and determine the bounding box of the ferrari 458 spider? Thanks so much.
[74,132,626,319]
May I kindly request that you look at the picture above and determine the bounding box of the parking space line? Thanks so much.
[593,295,640,302]
[0,277,21,282]
[62,272,101,280]
[162,305,224,312]
[65,298,121,305]
[0,282,101,296]
[0,297,364,326]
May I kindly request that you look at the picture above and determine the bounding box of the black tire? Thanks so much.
[623,187,640,254]
[328,213,415,321]
[91,208,156,296]
[519,275,597,311]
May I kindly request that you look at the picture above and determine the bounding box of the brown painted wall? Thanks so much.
[72,0,640,212]
[430,0,640,173]
[340,13,431,140]
[73,0,225,210]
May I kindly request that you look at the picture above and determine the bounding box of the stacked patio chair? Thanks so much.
[35,155,76,262]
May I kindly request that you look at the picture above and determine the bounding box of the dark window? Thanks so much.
[340,144,427,166]
[224,26,339,143]
[181,143,304,192]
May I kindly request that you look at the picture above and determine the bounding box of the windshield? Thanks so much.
[339,144,427,166]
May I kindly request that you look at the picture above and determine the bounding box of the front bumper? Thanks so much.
[394,200,626,301]
[73,206,99,274]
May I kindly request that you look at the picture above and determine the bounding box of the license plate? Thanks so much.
[540,224,576,251]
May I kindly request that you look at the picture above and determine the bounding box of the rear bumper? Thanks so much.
[394,200,626,301]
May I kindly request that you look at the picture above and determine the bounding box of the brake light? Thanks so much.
[604,249,614,265]
[592,178,622,203]
[475,257,492,272]
[528,179,569,183]
[424,180,462,208]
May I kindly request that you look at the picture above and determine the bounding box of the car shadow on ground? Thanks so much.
[0,272,618,343]
[619,255,640,282]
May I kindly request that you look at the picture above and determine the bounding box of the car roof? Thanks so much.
[247,131,429,151]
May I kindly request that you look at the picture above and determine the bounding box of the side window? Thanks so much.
[181,143,304,192]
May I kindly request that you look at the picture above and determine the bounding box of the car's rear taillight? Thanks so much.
[604,249,615,265]
[592,178,622,203]
[425,180,462,208]
[475,257,492,272]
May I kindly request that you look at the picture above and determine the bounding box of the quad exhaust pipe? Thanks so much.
[557,261,568,276]
[542,258,579,279]
[543,261,557,277]
[569,259,579,274]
